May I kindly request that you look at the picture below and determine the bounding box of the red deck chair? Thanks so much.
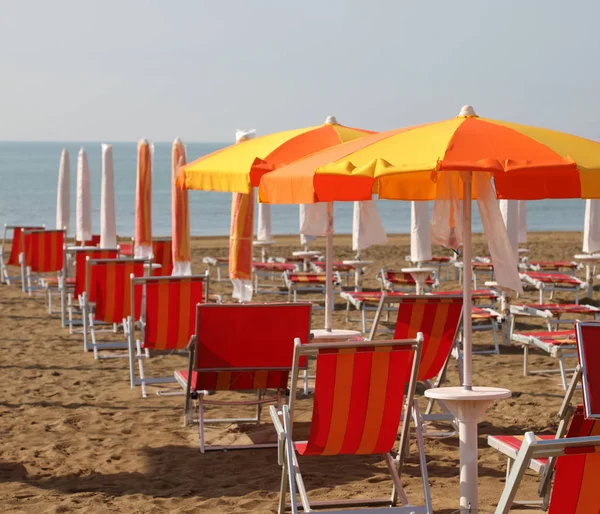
[127,275,208,397]
[270,335,431,514]
[377,268,437,293]
[151,238,173,276]
[76,234,101,247]
[82,258,145,358]
[576,321,600,420]
[65,247,119,332]
[495,409,600,514]
[177,302,312,453]
[1,224,45,284]
[520,271,586,304]
[369,294,464,436]
[21,229,65,299]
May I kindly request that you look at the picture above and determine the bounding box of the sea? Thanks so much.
[0,141,587,238]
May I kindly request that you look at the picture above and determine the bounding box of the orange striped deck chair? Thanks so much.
[576,321,600,420]
[21,229,65,297]
[127,275,208,397]
[82,258,145,358]
[270,335,431,514]
[76,234,101,247]
[177,302,312,453]
[377,268,437,293]
[151,237,174,276]
[283,270,340,304]
[1,224,44,284]
[369,294,464,436]
[495,409,600,514]
[65,247,119,332]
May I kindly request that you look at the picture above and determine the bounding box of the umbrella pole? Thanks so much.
[325,202,334,332]
[462,174,473,390]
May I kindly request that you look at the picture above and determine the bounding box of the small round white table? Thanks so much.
[253,240,276,262]
[424,386,511,512]
[401,266,437,294]
[342,260,374,291]
[311,328,363,342]
[292,250,321,272]
[574,254,600,298]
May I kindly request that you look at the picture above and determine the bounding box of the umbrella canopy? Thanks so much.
[134,139,153,259]
[56,149,70,233]
[75,148,92,243]
[100,144,117,249]
[259,105,600,204]
[171,138,191,276]
[176,116,374,194]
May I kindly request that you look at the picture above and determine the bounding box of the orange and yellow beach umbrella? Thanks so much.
[134,139,153,259]
[171,138,191,276]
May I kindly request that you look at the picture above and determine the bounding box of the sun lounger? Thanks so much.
[510,302,600,332]
[151,237,173,276]
[202,256,229,281]
[311,260,359,287]
[176,302,312,452]
[82,258,145,358]
[252,261,297,294]
[525,260,579,275]
[270,334,432,514]
[404,254,455,281]
[283,271,340,305]
[377,268,437,293]
[511,329,577,389]
[520,271,586,304]
[0,224,45,284]
[470,306,502,354]
[454,260,495,289]
[494,409,600,513]
[127,275,208,397]
[369,294,464,436]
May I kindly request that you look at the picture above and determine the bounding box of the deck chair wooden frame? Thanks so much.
[270,335,431,514]
[127,274,209,397]
[0,224,45,284]
[180,302,313,453]
[82,258,146,358]
[20,229,66,300]
[368,294,464,438]
[494,414,600,514]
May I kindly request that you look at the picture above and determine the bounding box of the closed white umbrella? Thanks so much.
[100,144,117,248]
[76,148,92,243]
[500,199,519,259]
[410,201,432,263]
[352,201,387,258]
[517,200,527,244]
[56,149,70,233]
[583,200,600,254]
[257,203,272,241]
[299,203,328,250]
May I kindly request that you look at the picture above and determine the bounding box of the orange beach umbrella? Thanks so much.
[171,138,191,276]
[134,139,153,259]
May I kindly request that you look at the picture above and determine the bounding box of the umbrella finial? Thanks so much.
[458,105,478,118]
[324,115,338,125]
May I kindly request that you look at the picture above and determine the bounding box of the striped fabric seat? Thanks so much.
[83,258,145,358]
[151,238,173,276]
[378,269,435,293]
[21,229,66,300]
[472,306,500,320]
[529,260,578,271]
[524,272,582,285]
[252,262,296,271]
[1,225,45,284]
[312,261,356,273]
[287,272,332,284]
[576,321,600,419]
[271,336,432,513]
[127,275,208,397]
[180,302,312,452]
[488,434,553,473]
[532,303,600,314]
[524,330,576,346]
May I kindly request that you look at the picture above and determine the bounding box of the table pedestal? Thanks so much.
[292,250,321,272]
[342,260,373,291]
[402,267,437,294]
[424,386,511,512]
[253,240,276,262]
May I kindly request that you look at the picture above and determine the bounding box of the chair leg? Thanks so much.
[361,307,367,334]
[82,294,90,352]
[136,339,148,398]
[278,462,288,514]
[256,390,262,423]
[523,345,529,377]
[199,395,206,453]
[60,283,66,328]
[558,355,569,390]
[412,401,433,513]
[492,320,500,355]
[90,316,99,359]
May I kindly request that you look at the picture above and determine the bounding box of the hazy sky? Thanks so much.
[2,0,599,142]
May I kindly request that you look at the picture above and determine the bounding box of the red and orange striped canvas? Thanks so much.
[140,276,205,351]
[393,296,463,381]
[297,344,414,456]
[577,322,600,419]
[6,226,44,266]
[76,234,101,247]
[151,239,173,276]
[74,249,118,298]
[23,229,65,273]
[89,260,145,324]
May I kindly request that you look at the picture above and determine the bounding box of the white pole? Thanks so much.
[462,173,473,390]
[325,202,334,332]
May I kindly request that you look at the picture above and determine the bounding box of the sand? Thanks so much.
[0,232,591,513]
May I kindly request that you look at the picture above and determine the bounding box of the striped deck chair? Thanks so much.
[520,271,586,304]
[65,247,119,332]
[494,410,600,514]
[511,329,577,390]
[311,260,357,287]
[1,224,44,284]
[21,229,65,299]
[369,294,464,436]
[510,302,600,332]
[118,239,134,257]
[151,237,173,276]
[177,302,312,453]
[202,256,229,281]
[527,260,579,275]
[377,268,437,293]
[270,335,431,514]
[454,260,495,289]
[404,254,455,281]
[76,234,101,247]
[127,275,209,397]
[252,261,297,294]
[283,271,340,305]
[341,290,407,333]
[83,258,145,358]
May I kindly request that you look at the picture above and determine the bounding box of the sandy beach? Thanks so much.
[0,231,590,513]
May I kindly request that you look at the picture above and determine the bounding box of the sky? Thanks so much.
[1,0,599,142]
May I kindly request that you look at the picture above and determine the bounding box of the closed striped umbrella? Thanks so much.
[171,138,191,276]
[134,139,152,259]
